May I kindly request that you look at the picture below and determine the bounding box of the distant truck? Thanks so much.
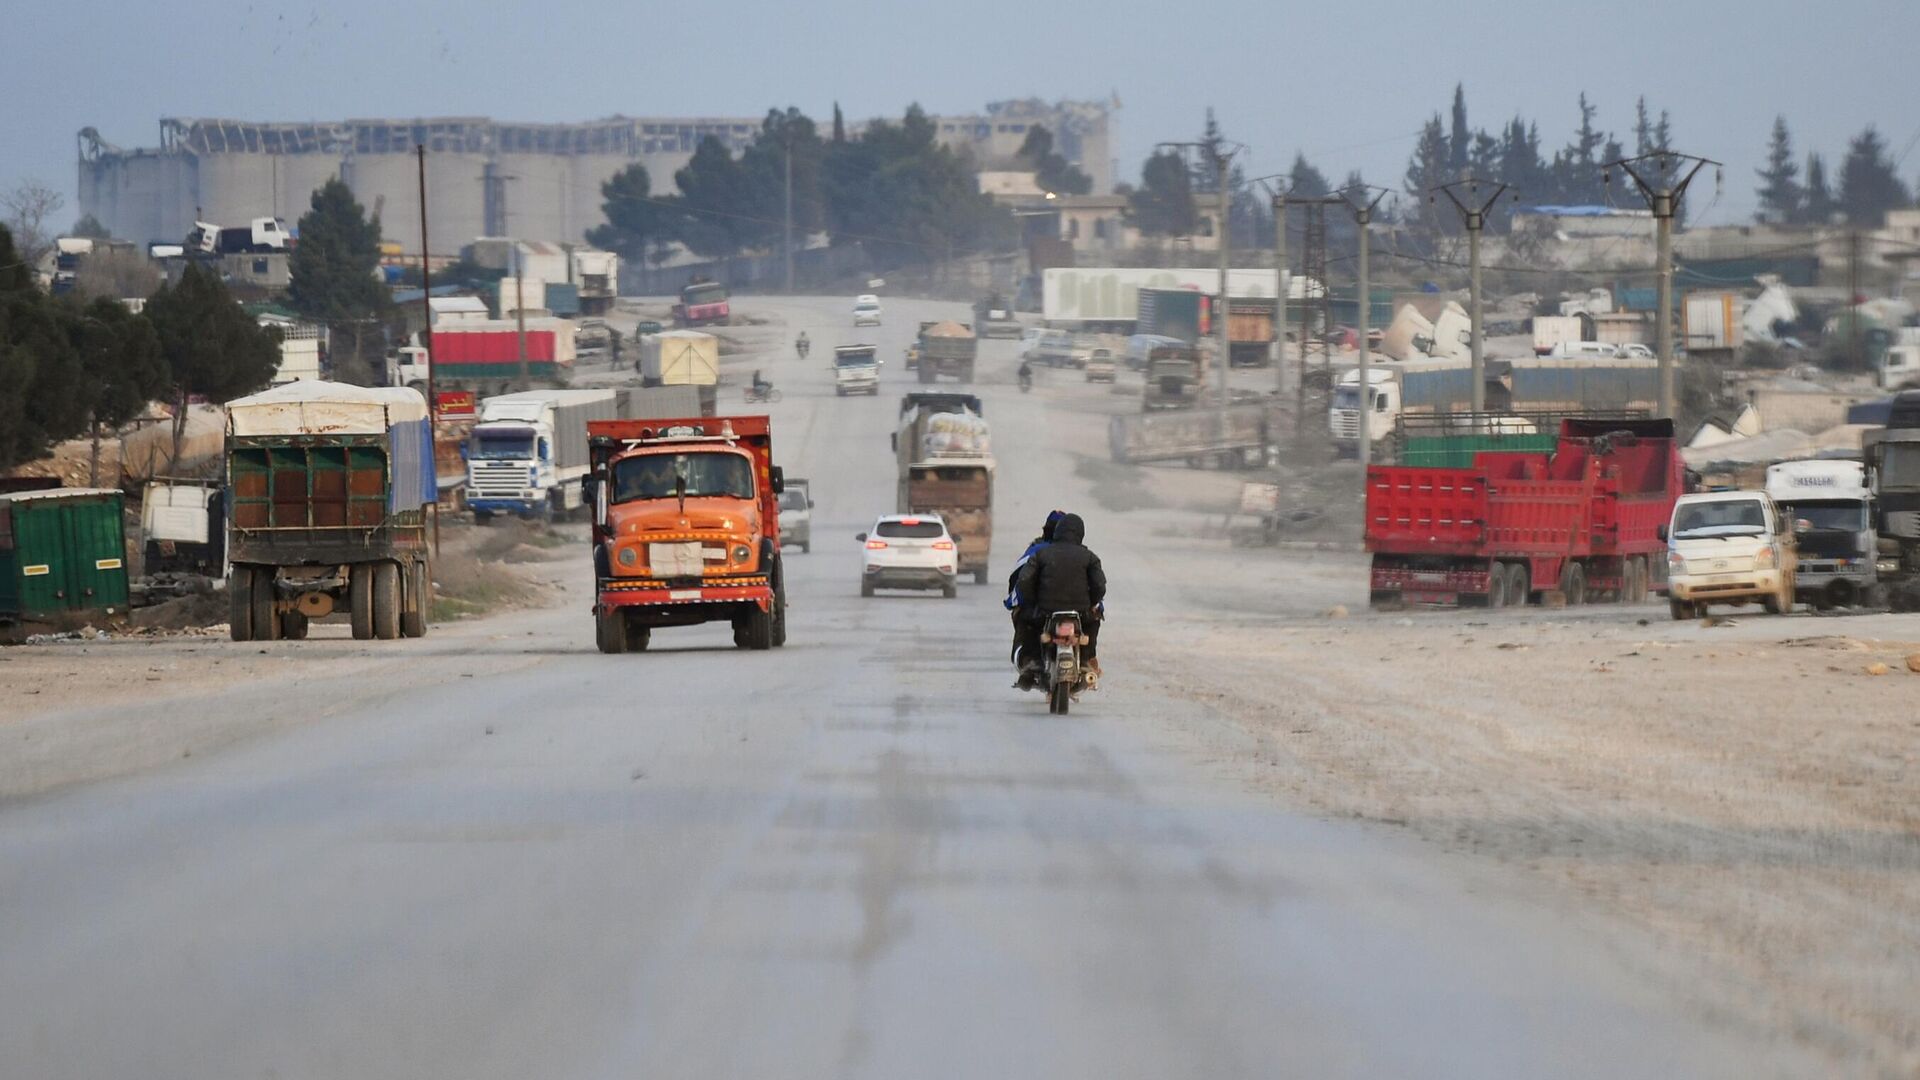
[187,217,290,255]
[893,393,993,584]
[834,344,881,396]
[139,479,226,598]
[672,281,731,327]
[916,321,977,383]
[1765,459,1877,610]
[973,295,1021,338]
[1109,404,1270,469]
[1042,267,1281,332]
[1531,314,1593,356]
[1226,297,1278,367]
[0,488,131,633]
[1331,355,1660,460]
[640,330,720,414]
[430,319,579,382]
[1864,389,1920,609]
[1142,342,1205,411]
[224,383,437,642]
[1366,418,1683,609]
[467,389,628,522]
[584,415,788,652]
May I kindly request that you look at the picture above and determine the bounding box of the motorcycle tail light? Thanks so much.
[1056,622,1077,638]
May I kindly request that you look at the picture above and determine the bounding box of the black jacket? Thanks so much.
[1015,513,1104,617]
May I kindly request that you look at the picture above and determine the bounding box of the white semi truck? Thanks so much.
[466,389,624,522]
[1766,459,1878,610]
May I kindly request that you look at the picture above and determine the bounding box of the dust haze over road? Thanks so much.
[1,295,1904,1078]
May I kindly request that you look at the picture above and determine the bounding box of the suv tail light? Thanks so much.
[865,540,888,550]
[932,540,954,550]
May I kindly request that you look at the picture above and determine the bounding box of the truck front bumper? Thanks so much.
[1670,569,1785,604]
[597,575,773,617]
[468,496,545,516]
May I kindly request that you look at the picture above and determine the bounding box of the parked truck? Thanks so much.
[224,382,436,642]
[429,319,578,382]
[973,294,1021,338]
[1765,459,1878,610]
[139,478,226,600]
[640,330,720,414]
[1136,287,1206,343]
[834,344,881,396]
[1365,418,1683,609]
[1143,342,1206,411]
[187,217,290,255]
[672,281,731,327]
[0,488,130,634]
[584,415,788,652]
[1331,355,1660,460]
[1108,404,1270,469]
[1864,389,1920,609]
[1227,297,1278,367]
[916,321,977,383]
[892,393,993,584]
[467,389,627,522]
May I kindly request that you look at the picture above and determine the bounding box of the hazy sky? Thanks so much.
[14,0,1918,227]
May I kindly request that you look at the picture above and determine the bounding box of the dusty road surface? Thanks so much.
[0,296,1906,1078]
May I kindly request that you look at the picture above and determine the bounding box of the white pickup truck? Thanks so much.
[834,345,881,396]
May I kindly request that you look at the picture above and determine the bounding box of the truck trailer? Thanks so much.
[585,415,787,652]
[1109,404,1270,469]
[429,319,578,382]
[1365,418,1683,609]
[224,382,437,642]
[640,330,720,414]
[893,393,993,584]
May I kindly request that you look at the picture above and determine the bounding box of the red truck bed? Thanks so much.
[1366,419,1681,607]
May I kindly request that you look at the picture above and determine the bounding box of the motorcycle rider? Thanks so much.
[1013,512,1106,688]
[750,368,772,398]
[1006,510,1065,689]
[1017,359,1034,390]
[795,330,810,359]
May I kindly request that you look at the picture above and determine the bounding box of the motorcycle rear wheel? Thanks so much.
[1048,682,1071,715]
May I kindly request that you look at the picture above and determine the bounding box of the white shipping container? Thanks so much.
[642,330,719,386]
[1684,292,1743,351]
[1043,267,1280,323]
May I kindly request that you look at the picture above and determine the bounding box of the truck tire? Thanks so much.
[473,509,494,525]
[1507,563,1530,607]
[251,567,280,642]
[1487,562,1509,608]
[1670,599,1695,621]
[1763,589,1790,616]
[401,560,428,638]
[595,607,628,654]
[372,561,401,640]
[281,611,309,640]
[1559,561,1586,606]
[769,553,788,648]
[626,623,651,652]
[737,606,773,650]
[974,567,989,586]
[229,566,255,641]
[350,564,374,640]
[942,582,958,599]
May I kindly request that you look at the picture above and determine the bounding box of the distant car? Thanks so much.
[1027,329,1077,367]
[1084,348,1116,382]
[778,484,812,553]
[1617,342,1654,359]
[853,294,883,326]
[1019,326,1046,355]
[1547,341,1625,360]
[858,513,958,599]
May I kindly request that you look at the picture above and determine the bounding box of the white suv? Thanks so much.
[858,514,958,598]
[853,294,883,326]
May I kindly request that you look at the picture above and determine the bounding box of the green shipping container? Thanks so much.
[0,489,130,623]
[1399,433,1560,468]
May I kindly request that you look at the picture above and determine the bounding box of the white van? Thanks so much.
[1661,491,1797,620]
[1546,340,1623,360]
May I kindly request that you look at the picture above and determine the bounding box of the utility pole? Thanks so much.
[1337,186,1389,472]
[1849,229,1864,375]
[1273,192,1287,396]
[1431,178,1511,418]
[514,242,529,386]
[1158,136,1244,418]
[417,145,439,557]
[1605,152,1719,418]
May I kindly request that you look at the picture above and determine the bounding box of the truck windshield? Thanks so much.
[1880,444,1920,488]
[837,353,876,367]
[1333,387,1359,410]
[1672,499,1768,539]
[472,431,534,460]
[683,284,727,305]
[1786,503,1867,531]
[612,452,753,503]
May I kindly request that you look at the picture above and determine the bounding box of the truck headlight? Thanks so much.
[732,544,752,563]
[617,547,638,567]
[1753,546,1776,570]
[1667,551,1686,574]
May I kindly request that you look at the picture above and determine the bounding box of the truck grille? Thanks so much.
[470,462,530,497]
[1331,411,1359,438]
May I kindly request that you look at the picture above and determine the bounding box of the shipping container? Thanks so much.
[1683,291,1743,353]
[430,318,578,379]
[640,330,720,387]
[1043,267,1280,327]
[0,488,130,626]
[1108,404,1270,467]
[1136,287,1205,342]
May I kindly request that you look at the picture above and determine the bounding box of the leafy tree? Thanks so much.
[1448,84,1470,178]
[1128,150,1196,237]
[146,264,281,460]
[1468,131,1500,181]
[0,225,86,471]
[1015,125,1092,197]
[70,214,112,240]
[287,178,387,384]
[1403,114,1451,230]
[1633,97,1654,157]
[1288,152,1331,198]
[1803,152,1836,224]
[66,296,166,484]
[1497,117,1550,212]
[667,134,752,260]
[1755,116,1803,224]
[738,107,831,250]
[831,102,846,144]
[823,104,1010,268]
[1838,125,1911,226]
[588,162,673,266]
[1553,92,1606,203]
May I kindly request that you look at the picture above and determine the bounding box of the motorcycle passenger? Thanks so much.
[1014,512,1106,686]
[1006,510,1065,689]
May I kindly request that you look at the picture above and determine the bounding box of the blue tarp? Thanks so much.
[386,416,439,512]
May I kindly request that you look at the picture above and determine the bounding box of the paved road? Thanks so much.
[0,297,1812,1079]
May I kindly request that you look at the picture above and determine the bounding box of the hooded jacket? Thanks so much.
[1004,510,1065,611]
[1015,513,1105,618]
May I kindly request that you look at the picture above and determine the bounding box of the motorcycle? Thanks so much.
[795,338,811,361]
[745,383,782,404]
[1018,368,1033,393]
[1040,610,1091,714]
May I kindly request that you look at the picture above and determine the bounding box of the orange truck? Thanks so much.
[584,415,788,653]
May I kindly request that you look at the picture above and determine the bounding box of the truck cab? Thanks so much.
[1766,459,1876,609]
[587,417,786,652]
[1330,368,1400,451]
[1662,491,1797,619]
[1142,344,1203,411]
[834,345,881,396]
[467,390,618,521]
[673,282,731,328]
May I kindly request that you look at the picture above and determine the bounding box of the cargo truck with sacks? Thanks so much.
[892,393,993,584]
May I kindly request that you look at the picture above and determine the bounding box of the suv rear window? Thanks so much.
[876,520,945,538]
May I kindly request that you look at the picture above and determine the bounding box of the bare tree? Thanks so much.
[2,180,66,269]
[73,248,162,301]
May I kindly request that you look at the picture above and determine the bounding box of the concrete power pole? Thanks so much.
[1216,151,1231,414]
[1339,186,1389,473]
[1431,179,1511,419]
[1605,152,1718,418]
[1273,193,1287,397]
[416,144,439,556]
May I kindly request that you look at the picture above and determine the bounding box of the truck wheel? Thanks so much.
[1670,599,1695,621]
[473,510,494,525]
[401,560,428,638]
[229,566,255,641]
[626,623,650,652]
[1763,589,1790,616]
[1507,563,1530,607]
[280,611,309,640]
[1487,562,1509,608]
[350,564,374,640]
[251,567,280,642]
[1559,561,1586,606]
[740,606,773,650]
[372,561,401,640]
[595,607,628,654]
[974,567,989,586]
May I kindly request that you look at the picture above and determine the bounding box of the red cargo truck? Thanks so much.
[1365,418,1682,609]
[584,415,787,652]
[672,281,731,328]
